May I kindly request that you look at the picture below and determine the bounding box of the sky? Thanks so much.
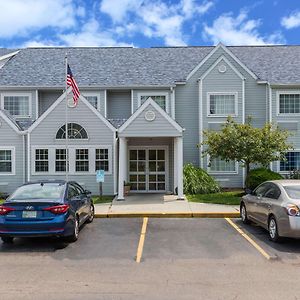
[0,0,299,48]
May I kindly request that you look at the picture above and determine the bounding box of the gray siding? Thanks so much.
[30,98,116,195]
[0,117,24,194]
[175,46,267,187]
[119,103,181,137]
[107,90,131,119]
[39,90,62,116]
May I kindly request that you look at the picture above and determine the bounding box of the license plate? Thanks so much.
[22,211,37,218]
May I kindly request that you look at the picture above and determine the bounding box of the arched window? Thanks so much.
[56,123,88,140]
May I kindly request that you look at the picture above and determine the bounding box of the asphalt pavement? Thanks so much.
[1,218,300,299]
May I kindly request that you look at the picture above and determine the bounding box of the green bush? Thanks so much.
[183,163,220,194]
[245,168,283,190]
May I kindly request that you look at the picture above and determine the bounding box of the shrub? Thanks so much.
[289,169,300,179]
[245,168,283,190]
[183,163,220,194]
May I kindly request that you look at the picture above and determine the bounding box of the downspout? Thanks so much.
[267,82,273,171]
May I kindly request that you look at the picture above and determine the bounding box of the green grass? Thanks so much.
[0,199,4,204]
[187,190,244,205]
[92,195,114,204]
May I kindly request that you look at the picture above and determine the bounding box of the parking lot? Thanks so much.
[1,218,300,299]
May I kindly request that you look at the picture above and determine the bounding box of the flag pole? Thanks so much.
[65,53,69,182]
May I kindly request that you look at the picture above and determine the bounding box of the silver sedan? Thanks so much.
[241,180,300,242]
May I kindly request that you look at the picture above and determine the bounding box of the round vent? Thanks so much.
[218,64,227,73]
[145,110,156,122]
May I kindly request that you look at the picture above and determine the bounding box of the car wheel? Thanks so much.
[1,237,14,244]
[240,203,250,224]
[268,216,281,243]
[66,216,79,243]
[86,205,95,224]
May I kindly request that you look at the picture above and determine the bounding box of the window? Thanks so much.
[2,94,31,117]
[95,149,109,171]
[280,152,300,172]
[208,93,237,116]
[139,94,168,111]
[75,149,89,172]
[68,184,78,199]
[278,93,300,114]
[82,93,99,109]
[254,183,269,197]
[35,149,49,172]
[56,123,88,140]
[0,149,12,173]
[264,184,281,200]
[209,157,236,173]
[55,149,68,172]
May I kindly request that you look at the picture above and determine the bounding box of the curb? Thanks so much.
[95,212,240,218]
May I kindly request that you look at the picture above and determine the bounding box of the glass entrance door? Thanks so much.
[129,148,167,192]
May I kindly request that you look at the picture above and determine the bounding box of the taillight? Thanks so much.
[0,206,15,215]
[43,204,69,215]
[286,204,300,216]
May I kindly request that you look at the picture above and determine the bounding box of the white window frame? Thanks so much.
[207,92,238,117]
[81,91,101,111]
[0,92,32,118]
[0,146,15,176]
[207,155,238,175]
[31,145,112,175]
[95,148,110,172]
[277,149,300,174]
[276,90,300,116]
[137,92,169,113]
[55,123,89,141]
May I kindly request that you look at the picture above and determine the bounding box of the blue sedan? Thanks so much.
[0,180,95,243]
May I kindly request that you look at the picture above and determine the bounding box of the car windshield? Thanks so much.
[8,183,65,201]
[283,185,300,199]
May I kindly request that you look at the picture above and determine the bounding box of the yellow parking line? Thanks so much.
[136,217,148,263]
[225,218,272,260]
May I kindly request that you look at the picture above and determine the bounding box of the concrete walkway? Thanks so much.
[94,194,240,218]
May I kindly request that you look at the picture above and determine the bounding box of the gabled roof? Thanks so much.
[0,45,300,86]
[0,109,22,133]
[118,97,183,135]
[28,89,116,133]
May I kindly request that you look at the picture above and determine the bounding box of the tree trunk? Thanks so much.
[245,162,250,188]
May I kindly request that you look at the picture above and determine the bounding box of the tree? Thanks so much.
[201,117,293,177]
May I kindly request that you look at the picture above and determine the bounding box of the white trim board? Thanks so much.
[0,110,21,134]
[137,91,170,114]
[28,88,116,133]
[187,43,257,81]
[276,90,300,116]
[118,97,183,135]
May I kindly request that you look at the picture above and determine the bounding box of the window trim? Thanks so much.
[278,149,300,174]
[137,92,169,113]
[34,148,49,173]
[55,123,89,141]
[31,145,112,175]
[207,155,238,175]
[0,92,32,118]
[81,91,101,111]
[0,146,15,176]
[207,92,238,117]
[276,90,300,116]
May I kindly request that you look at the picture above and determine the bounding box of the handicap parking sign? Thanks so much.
[96,170,105,183]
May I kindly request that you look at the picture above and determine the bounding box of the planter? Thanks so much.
[124,185,131,196]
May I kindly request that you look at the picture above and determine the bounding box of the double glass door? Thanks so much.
[129,148,167,192]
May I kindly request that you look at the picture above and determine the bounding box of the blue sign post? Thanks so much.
[96,170,105,201]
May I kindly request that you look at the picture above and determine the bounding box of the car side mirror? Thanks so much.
[85,190,92,196]
[245,188,253,195]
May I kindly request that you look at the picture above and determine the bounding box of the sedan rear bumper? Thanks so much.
[279,216,300,239]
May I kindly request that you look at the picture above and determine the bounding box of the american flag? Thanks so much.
[66,64,80,106]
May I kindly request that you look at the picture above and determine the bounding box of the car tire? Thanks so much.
[268,216,281,243]
[86,204,95,224]
[240,203,250,224]
[1,237,14,244]
[65,216,80,243]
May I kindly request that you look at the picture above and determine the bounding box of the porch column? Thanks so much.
[118,137,127,200]
[176,136,184,200]
[173,138,178,194]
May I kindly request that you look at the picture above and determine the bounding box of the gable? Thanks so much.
[0,110,21,134]
[118,98,183,137]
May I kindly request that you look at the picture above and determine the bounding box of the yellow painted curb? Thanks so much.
[95,212,240,218]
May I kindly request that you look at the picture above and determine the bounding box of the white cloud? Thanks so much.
[100,0,213,46]
[281,11,300,29]
[203,11,285,45]
[59,19,133,47]
[100,0,142,23]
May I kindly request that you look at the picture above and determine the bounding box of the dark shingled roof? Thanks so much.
[0,46,299,87]
[0,109,34,131]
